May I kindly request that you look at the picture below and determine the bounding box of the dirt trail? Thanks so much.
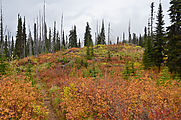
[36,67,59,120]
[40,84,58,120]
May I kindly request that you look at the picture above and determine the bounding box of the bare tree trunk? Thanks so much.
[43,0,46,53]
[39,12,42,54]
[60,13,63,51]
[41,16,44,53]
[52,21,56,53]
[128,20,131,43]
[34,23,38,57]
[35,16,39,57]
[108,22,110,45]
[8,31,11,61]
[96,20,98,46]
[23,17,26,58]
[0,2,3,57]
[28,29,32,56]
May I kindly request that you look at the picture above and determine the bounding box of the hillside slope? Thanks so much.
[0,44,180,119]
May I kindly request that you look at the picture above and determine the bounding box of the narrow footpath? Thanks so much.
[36,67,59,120]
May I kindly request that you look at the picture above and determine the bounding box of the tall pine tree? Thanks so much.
[143,26,153,69]
[0,5,3,57]
[15,15,23,59]
[128,21,132,43]
[152,3,165,71]
[69,26,77,48]
[138,34,143,47]
[122,33,127,43]
[44,23,49,53]
[22,17,26,58]
[61,31,65,49]
[28,30,33,56]
[34,23,38,57]
[78,39,81,48]
[151,2,155,39]
[84,22,93,47]
[167,0,181,77]
[132,33,137,45]
[53,21,56,53]
[97,20,106,45]
[4,35,8,59]
[56,31,60,51]
[48,28,51,52]
[11,36,14,58]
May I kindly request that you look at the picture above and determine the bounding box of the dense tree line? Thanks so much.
[0,0,180,77]
[143,0,181,78]
[167,0,181,77]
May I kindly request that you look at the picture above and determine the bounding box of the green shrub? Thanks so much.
[86,45,94,60]
[47,62,53,69]
[122,61,136,80]
[0,58,8,76]
[61,56,70,65]
[83,65,102,78]
[107,50,111,61]
[25,59,35,85]
[120,54,123,60]
[157,66,171,86]
[74,57,88,69]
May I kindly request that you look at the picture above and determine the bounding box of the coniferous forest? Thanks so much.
[0,0,180,119]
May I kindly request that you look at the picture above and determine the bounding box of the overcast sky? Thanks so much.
[3,0,170,43]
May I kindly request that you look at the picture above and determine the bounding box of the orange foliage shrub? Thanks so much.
[39,60,180,119]
[36,44,180,119]
[58,77,180,120]
[0,79,48,120]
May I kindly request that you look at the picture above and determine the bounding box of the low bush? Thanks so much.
[0,58,9,76]
[0,79,48,119]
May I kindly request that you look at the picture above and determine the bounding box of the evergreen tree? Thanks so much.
[73,26,78,47]
[48,28,51,52]
[152,3,165,71]
[97,35,101,45]
[43,23,47,53]
[128,21,132,43]
[122,33,127,43]
[144,27,147,47]
[132,33,137,44]
[44,23,49,53]
[97,20,106,45]
[138,34,143,47]
[151,2,155,38]
[4,35,8,59]
[86,42,94,60]
[65,35,68,49]
[69,26,77,48]
[56,31,60,51]
[84,22,93,46]
[7,34,11,61]
[143,26,153,69]
[53,21,56,52]
[15,15,23,59]
[22,17,26,58]
[62,31,65,49]
[28,30,33,56]
[78,39,81,48]
[117,37,119,44]
[11,36,14,58]
[0,6,3,57]
[26,32,29,57]
[34,23,38,57]
[167,0,181,77]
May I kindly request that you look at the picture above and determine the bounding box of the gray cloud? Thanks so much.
[2,0,170,43]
